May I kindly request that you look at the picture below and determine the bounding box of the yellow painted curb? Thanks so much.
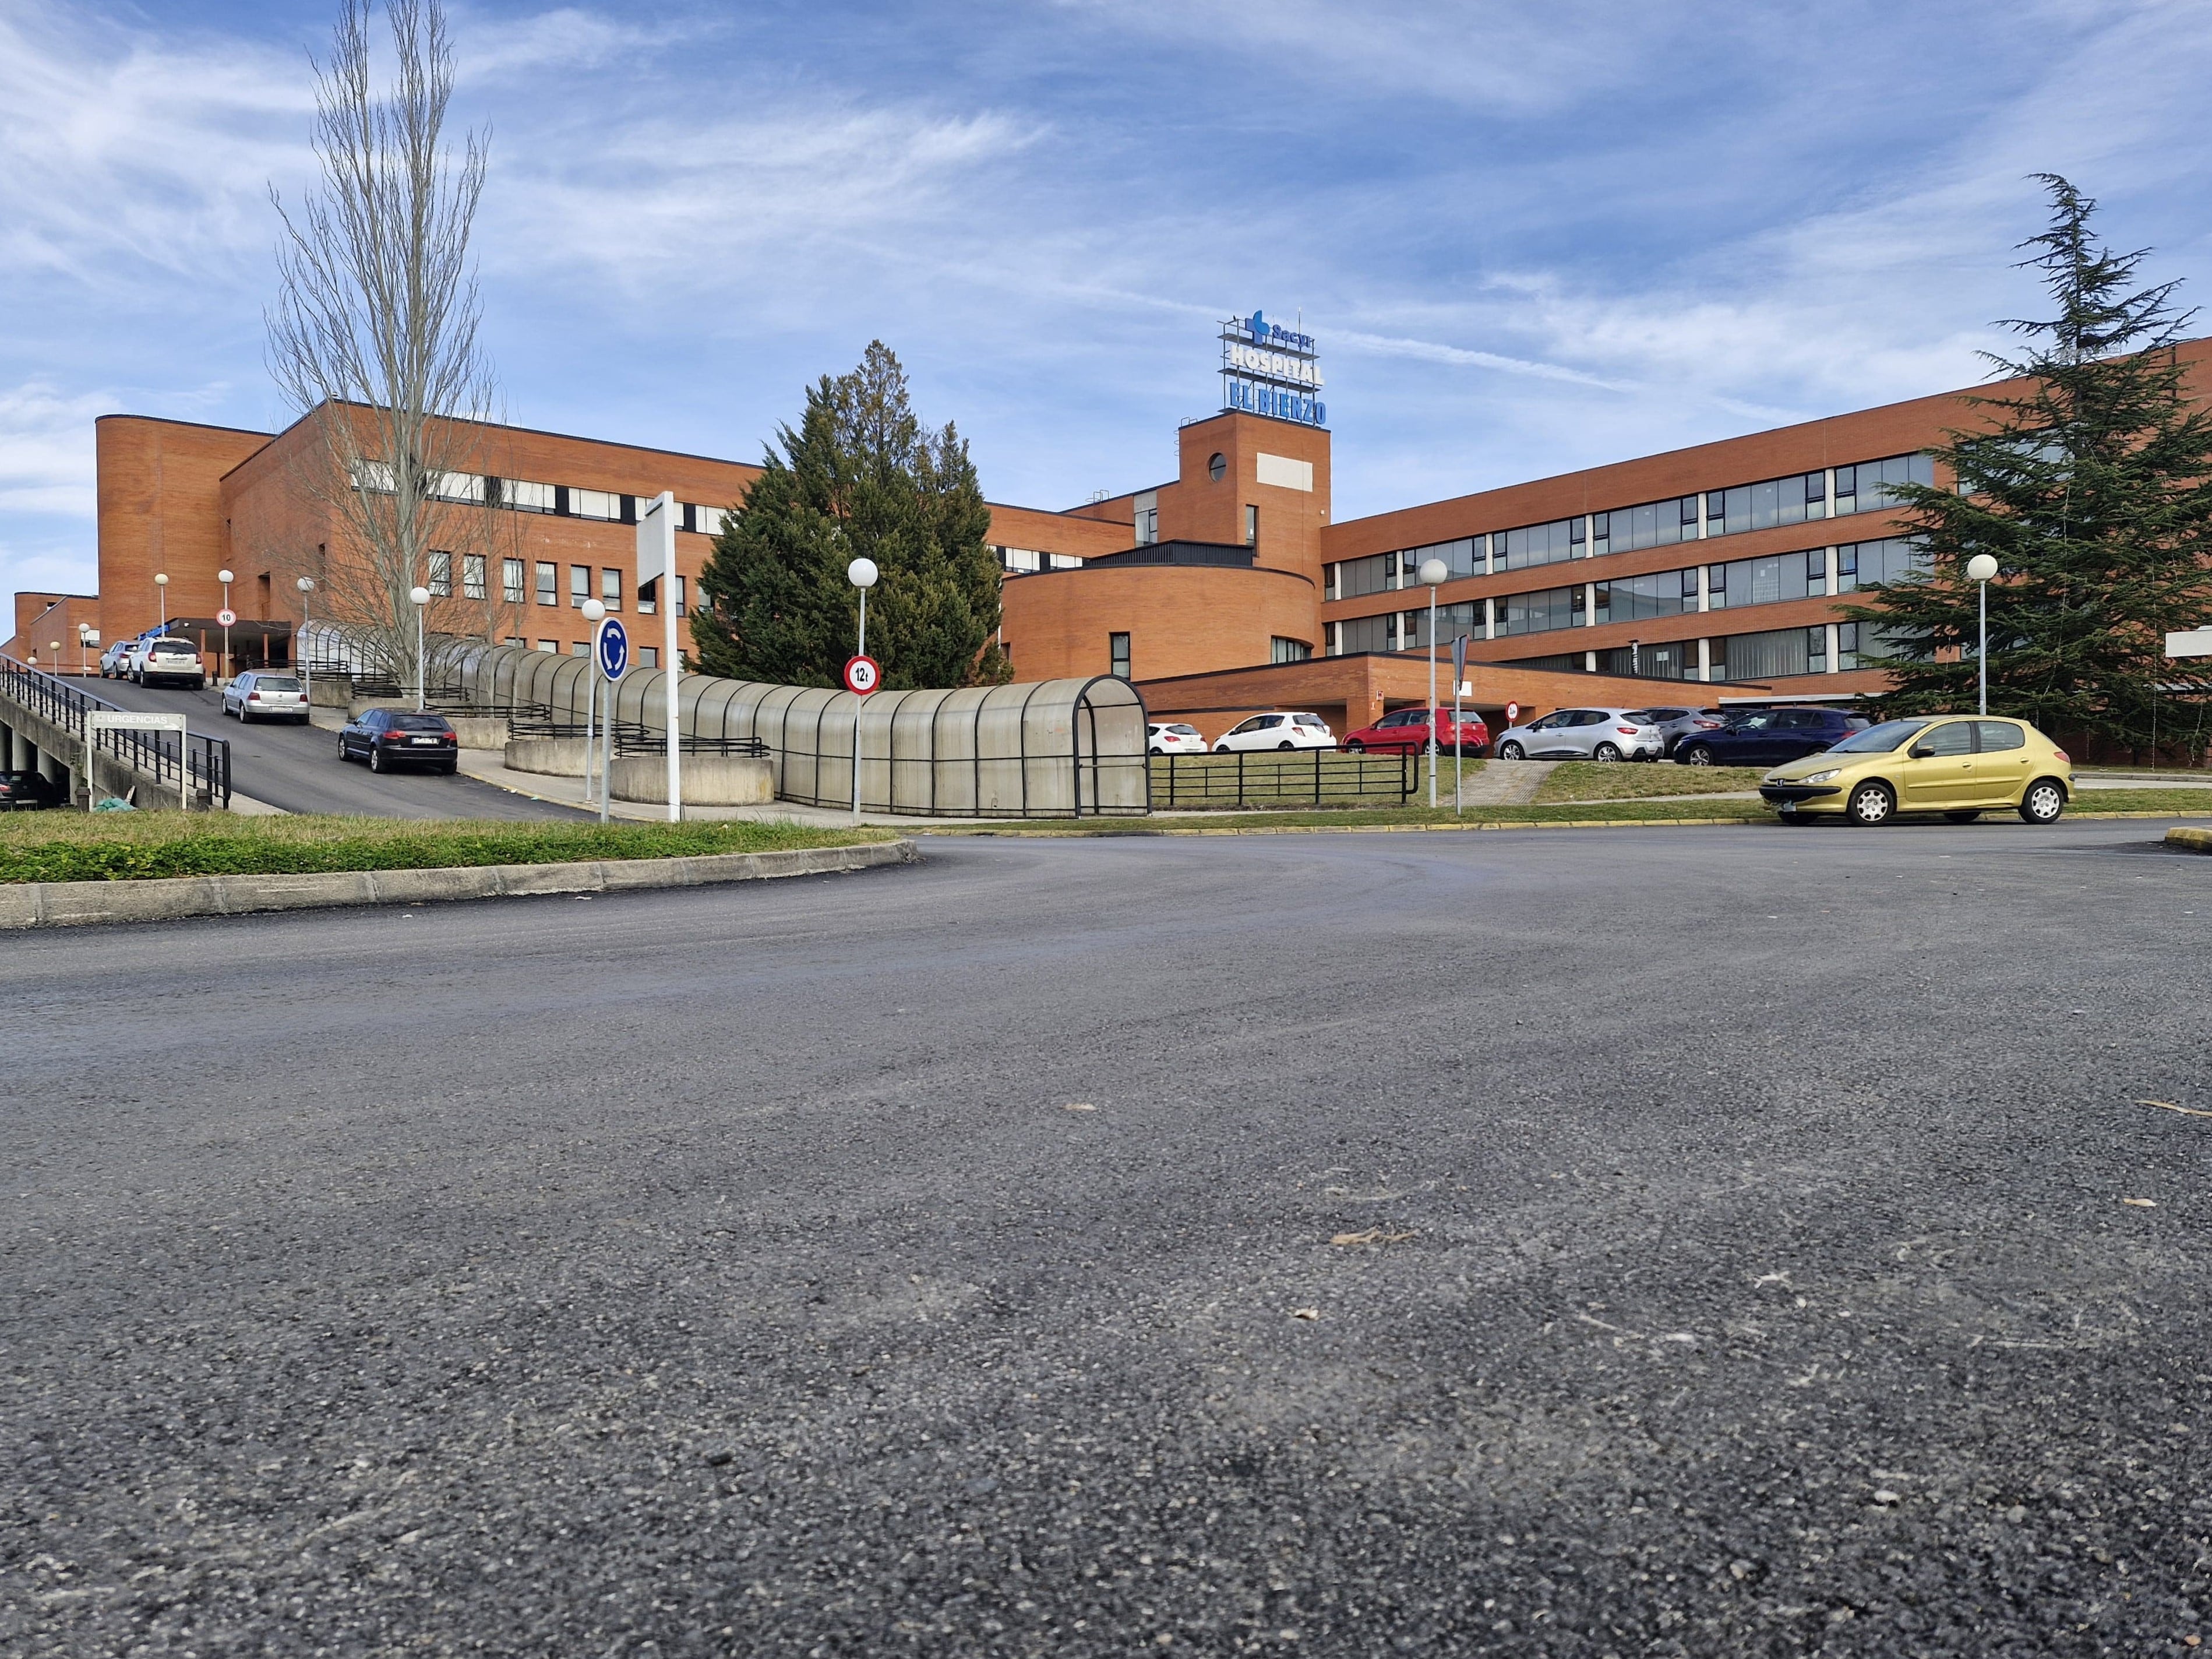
[2167,826,2212,853]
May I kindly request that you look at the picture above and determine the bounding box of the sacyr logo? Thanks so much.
[1247,310,1269,343]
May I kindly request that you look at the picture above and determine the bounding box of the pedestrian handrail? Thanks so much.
[0,653,232,808]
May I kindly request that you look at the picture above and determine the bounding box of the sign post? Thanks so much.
[637,494,682,822]
[87,710,190,812]
[1452,634,1469,815]
[595,615,629,823]
[846,558,880,822]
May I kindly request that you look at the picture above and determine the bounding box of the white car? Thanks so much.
[222,669,311,723]
[1212,711,1335,753]
[1147,721,1207,755]
[130,636,206,689]
[99,640,135,678]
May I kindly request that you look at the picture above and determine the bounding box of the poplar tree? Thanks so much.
[1848,176,2212,760]
[691,343,1011,690]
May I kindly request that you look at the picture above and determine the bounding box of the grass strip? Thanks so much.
[1533,762,1767,802]
[0,813,892,885]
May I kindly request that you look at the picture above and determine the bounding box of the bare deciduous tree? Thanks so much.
[266,0,518,692]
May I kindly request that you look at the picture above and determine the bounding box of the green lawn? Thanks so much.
[0,813,895,885]
[1534,762,1767,802]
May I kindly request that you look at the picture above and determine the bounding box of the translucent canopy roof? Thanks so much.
[443,641,1149,818]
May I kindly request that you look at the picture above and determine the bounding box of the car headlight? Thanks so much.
[1802,768,1841,785]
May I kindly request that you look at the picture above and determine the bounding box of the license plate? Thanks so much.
[411,737,440,745]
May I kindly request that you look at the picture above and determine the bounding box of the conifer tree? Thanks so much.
[1847,176,2212,760]
[691,343,1010,690]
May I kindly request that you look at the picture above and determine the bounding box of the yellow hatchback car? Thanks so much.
[1759,716,2073,826]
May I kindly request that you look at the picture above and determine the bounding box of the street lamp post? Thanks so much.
[297,577,316,709]
[78,624,97,677]
[1966,554,1999,716]
[217,568,234,683]
[1418,558,1448,808]
[848,557,878,823]
[153,570,168,635]
[409,586,432,711]
[580,598,607,812]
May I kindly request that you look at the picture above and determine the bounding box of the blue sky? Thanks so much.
[5,0,2210,601]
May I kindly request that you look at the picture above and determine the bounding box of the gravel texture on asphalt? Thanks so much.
[3,820,2210,1657]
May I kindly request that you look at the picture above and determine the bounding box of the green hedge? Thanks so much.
[0,815,891,885]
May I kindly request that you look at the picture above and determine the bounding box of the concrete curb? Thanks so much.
[2167,826,2212,854]
[0,839,916,930]
[934,808,2212,840]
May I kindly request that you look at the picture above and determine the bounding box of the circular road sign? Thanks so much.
[596,617,629,681]
[1505,700,1520,723]
[844,654,881,696]
[216,608,238,628]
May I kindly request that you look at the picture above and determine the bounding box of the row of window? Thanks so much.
[1333,538,1924,648]
[996,547,1086,574]
[1497,622,1899,682]
[354,462,738,538]
[1325,453,1935,596]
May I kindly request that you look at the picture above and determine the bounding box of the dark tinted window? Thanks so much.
[1917,721,1974,756]
[390,714,451,732]
[1977,721,2027,752]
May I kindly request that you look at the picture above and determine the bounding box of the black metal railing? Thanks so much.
[1149,748,1416,811]
[1,653,232,808]
[613,725,768,759]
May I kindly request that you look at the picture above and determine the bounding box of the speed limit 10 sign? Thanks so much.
[844,654,881,696]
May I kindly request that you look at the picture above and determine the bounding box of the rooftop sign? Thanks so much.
[1220,309,1327,429]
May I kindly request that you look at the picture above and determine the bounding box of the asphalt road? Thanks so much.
[87,675,580,819]
[5,822,2211,1657]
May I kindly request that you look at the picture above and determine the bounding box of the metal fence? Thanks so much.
[0,654,232,808]
[1150,749,1417,810]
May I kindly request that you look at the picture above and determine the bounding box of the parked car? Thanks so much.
[1760,716,2072,826]
[1147,721,1207,755]
[0,769,65,811]
[223,670,311,724]
[132,637,205,689]
[1341,707,1490,757]
[1674,706,1869,769]
[1630,706,1728,757]
[337,708,460,773]
[1492,707,1665,762]
[1212,711,1335,753]
[98,639,135,678]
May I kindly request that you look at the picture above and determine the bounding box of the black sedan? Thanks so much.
[0,769,65,810]
[1674,706,1869,768]
[337,709,460,774]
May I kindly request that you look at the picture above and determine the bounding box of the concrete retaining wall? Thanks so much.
[0,839,914,929]
[505,737,591,776]
[611,753,774,806]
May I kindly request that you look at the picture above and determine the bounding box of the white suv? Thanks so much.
[132,637,205,689]
[1212,712,1335,753]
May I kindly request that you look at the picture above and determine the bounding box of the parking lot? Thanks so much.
[5,822,2210,1654]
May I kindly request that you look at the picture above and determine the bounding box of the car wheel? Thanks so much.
[1846,780,1895,826]
[1277,741,1294,751]
[1345,739,1365,753]
[369,746,385,773]
[1593,742,1622,762]
[1498,741,1525,760]
[440,761,458,776]
[2020,778,2067,825]
[1943,809,1981,823]
[1213,745,1230,754]
[1148,746,1163,756]
[337,737,351,762]
[1679,744,1714,766]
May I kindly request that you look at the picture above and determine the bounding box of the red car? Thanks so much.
[1341,707,1490,756]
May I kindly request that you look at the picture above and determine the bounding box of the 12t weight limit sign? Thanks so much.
[844,654,880,696]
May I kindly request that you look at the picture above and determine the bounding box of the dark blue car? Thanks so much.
[1674,706,1869,768]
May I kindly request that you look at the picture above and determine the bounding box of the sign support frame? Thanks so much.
[86,710,190,813]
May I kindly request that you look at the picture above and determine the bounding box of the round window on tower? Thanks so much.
[1208,452,1226,483]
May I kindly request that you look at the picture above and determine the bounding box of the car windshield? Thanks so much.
[1826,718,1932,754]
[390,714,451,732]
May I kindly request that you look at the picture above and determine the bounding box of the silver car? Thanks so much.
[1493,706,1666,762]
[1629,705,1728,758]
[222,669,311,724]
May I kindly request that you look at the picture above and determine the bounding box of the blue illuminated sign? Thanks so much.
[1220,310,1327,428]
